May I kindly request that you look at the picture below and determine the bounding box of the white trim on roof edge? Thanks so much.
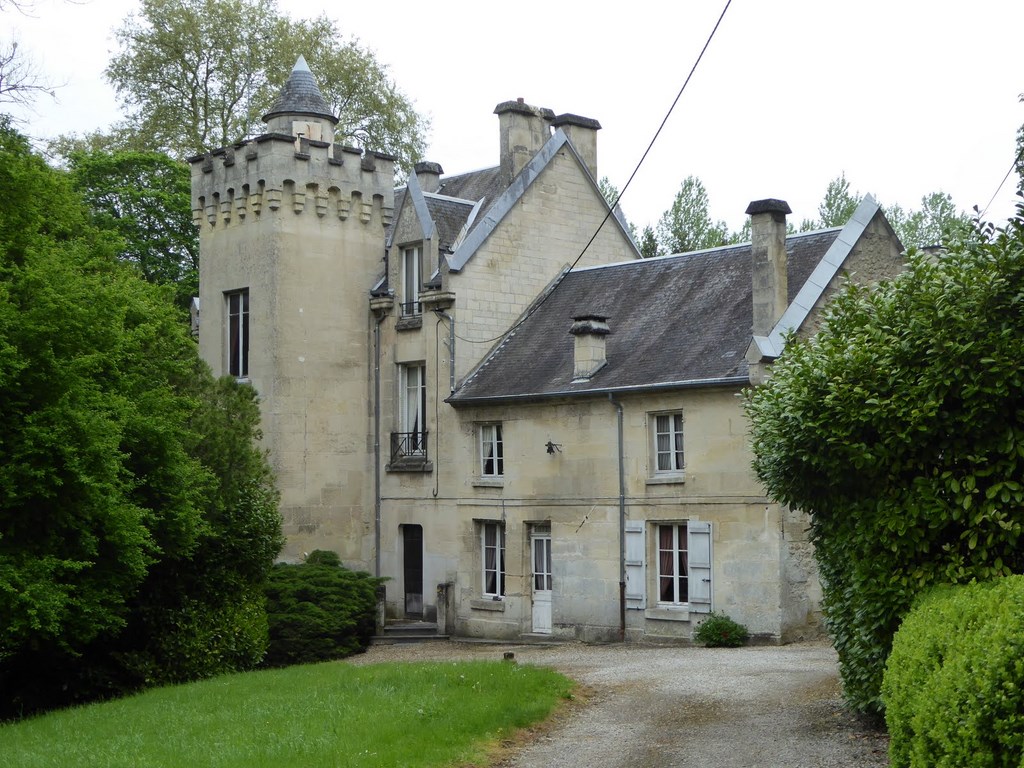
[405,171,435,244]
[446,129,640,273]
[753,195,881,359]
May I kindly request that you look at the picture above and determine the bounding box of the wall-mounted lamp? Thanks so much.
[545,441,562,454]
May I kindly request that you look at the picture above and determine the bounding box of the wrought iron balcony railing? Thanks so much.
[390,431,429,465]
[399,300,422,317]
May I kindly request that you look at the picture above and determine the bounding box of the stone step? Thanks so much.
[372,620,447,645]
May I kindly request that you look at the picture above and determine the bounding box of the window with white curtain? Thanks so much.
[479,423,504,477]
[651,411,684,474]
[481,521,505,597]
[399,363,426,455]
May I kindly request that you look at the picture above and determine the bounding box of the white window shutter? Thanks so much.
[624,521,646,609]
[687,520,712,613]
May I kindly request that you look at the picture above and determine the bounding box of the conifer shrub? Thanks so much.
[882,576,1024,767]
[693,612,749,647]
[263,551,384,667]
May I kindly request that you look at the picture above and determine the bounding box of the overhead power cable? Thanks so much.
[978,151,1022,220]
[447,0,734,347]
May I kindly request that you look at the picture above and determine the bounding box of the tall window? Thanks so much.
[481,522,506,597]
[653,411,684,474]
[226,289,249,378]
[658,523,688,604]
[401,246,421,317]
[399,363,427,455]
[480,423,504,477]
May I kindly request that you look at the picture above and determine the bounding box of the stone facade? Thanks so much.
[191,60,905,644]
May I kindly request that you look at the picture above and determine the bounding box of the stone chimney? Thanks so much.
[414,161,443,194]
[570,315,610,381]
[494,98,554,183]
[745,199,792,337]
[550,113,601,179]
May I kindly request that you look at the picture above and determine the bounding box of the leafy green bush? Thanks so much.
[0,121,283,718]
[744,204,1024,714]
[263,551,383,667]
[693,612,749,647]
[882,577,1024,767]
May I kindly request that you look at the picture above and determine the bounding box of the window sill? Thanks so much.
[386,460,433,473]
[470,598,506,612]
[472,477,504,488]
[645,606,690,622]
[646,474,686,486]
[395,315,423,331]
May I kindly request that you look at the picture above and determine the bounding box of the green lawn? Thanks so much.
[0,659,574,768]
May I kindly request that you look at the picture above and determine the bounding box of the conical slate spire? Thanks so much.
[263,55,338,125]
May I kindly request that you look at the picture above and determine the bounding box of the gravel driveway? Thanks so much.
[349,640,888,768]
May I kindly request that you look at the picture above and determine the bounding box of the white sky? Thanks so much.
[3,0,1023,233]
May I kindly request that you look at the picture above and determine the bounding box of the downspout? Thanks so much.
[431,310,455,499]
[609,393,626,641]
[433,309,455,393]
[373,313,383,578]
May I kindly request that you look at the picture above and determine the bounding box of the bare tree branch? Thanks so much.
[0,37,56,109]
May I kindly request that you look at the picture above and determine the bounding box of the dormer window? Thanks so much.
[401,246,422,317]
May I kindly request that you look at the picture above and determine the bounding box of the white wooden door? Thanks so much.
[531,531,552,634]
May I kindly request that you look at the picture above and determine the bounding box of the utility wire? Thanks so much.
[978,151,1022,220]
[446,0,733,347]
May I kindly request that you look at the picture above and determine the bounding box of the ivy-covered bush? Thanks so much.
[882,577,1024,767]
[263,551,383,667]
[693,612,749,647]
[744,205,1024,715]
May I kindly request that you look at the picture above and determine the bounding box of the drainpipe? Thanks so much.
[432,309,455,393]
[609,393,626,641]
[373,313,383,578]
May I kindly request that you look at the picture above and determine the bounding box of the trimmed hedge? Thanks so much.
[881,576,1024,767]
[263,551,383,668]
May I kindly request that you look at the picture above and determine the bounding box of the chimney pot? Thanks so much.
[550,113,602,179]
[494,99,555,183]
[414,161,444,194]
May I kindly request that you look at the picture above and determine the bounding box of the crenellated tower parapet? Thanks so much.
[190,136,394,232]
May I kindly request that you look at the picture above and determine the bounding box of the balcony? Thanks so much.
[388,431,432,472]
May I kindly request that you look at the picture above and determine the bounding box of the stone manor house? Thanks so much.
[190,58,904,643]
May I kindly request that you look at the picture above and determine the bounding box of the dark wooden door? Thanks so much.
[403,524,423,617]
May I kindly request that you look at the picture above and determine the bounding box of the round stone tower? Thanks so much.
[189,56,395,566]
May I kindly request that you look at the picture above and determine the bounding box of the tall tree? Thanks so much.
[744,203,1024,715]
[798,173,865,233]
[655,176,729,254]
[1015,93,1023,195]
[0,119,282,717]
[898,191,971,248]
[637,225,659,259]
[106,0,428,167]
[69,149,198,308]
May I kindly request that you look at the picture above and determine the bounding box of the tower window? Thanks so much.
[226,289,249,378]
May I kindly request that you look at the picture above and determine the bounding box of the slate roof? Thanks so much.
[263,56,337,124]
[448,228,844,405]
[436,166,504,208]
[424,194,477,253]
[389,166,501,251]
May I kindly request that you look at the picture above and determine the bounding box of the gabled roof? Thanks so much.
[384,129,639,273]
[447,217,873,405]
[447,129,639,271]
